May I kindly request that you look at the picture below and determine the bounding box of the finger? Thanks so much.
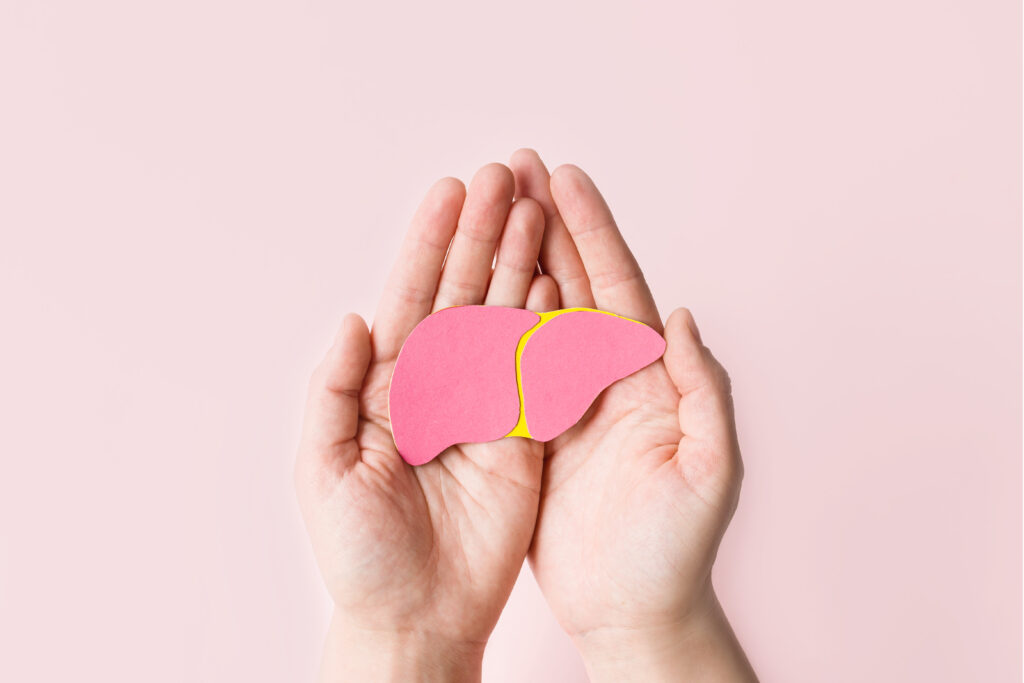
[549,164,661,330]
[662,308,741,482]
[484,198,545,308]
[433,163,515,310]
[509,149,595,309]
[525,274,559,312]
[373,177,465,361]
[298,313,372,472]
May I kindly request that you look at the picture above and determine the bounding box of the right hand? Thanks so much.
[509,149,757,682]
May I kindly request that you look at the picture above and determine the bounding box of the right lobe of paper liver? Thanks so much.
[519,310,667,442]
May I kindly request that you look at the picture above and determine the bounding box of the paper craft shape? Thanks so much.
[388,306,666,465]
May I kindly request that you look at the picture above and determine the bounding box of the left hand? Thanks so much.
[295,164,558,682]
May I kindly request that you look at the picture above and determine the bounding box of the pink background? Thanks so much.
[1,1,1020,681]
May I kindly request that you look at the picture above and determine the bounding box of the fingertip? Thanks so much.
[428,176,467,206]
[511,152,558,219]
[321,313,372,390]
[340,312,370,340]
[508,196,545,232]
[526,274,560,312]
[551,162,583,176]
[550,163,588,191]
[510,147,541,168]
[663,308,704,383]
[411,177,464,248]
[665,307,732,395]
[470,162,516,201]
[432,174,466,193]
[549,164,595,220]
[666,307,702,346]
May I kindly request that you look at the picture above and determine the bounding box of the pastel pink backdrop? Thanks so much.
[0,1,1019,681]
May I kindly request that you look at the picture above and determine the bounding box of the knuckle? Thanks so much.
[588,265,645,291]
[391,282,435,307]
[497,250,539,274]
[570,216,618,240]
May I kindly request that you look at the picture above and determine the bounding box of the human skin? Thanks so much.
[509,149,757,681]
[295,155,756,681]
[294,164,560,682]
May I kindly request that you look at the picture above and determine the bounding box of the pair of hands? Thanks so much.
[295,150,756,682]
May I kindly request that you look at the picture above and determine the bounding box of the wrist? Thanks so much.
[572,588,757,683]
[320,612,486,683]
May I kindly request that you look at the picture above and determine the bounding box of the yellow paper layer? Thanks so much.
[503,307,646,439]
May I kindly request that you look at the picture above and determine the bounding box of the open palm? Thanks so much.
[297,154,755,681]
[294,165,560,659]
[509,150,752,679]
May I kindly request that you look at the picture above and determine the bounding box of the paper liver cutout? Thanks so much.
[388,306,666,465]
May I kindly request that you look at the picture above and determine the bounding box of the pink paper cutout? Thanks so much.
[388,306,539,465]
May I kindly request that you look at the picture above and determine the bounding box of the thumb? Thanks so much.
[662,308,742,485]
[297,313,372,475]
